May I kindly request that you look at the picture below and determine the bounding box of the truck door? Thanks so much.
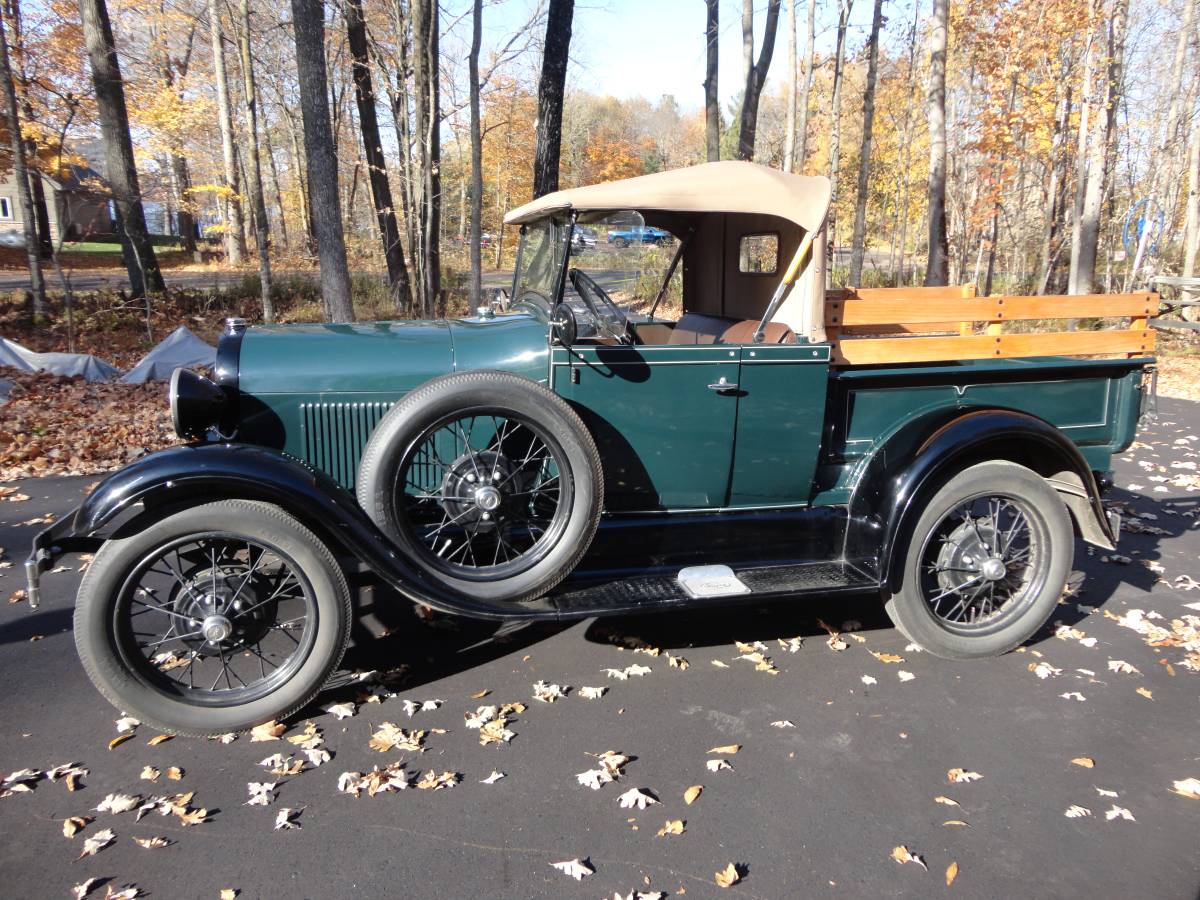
[551,343,740,510]
[726,342,830,507]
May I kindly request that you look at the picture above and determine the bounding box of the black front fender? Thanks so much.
[847,409,1117,592]
[33,443,555,621]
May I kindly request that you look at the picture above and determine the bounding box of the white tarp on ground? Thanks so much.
[120,326,216,384]
[0,337,121,382]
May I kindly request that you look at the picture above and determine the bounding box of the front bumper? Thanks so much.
[24,509,84,610]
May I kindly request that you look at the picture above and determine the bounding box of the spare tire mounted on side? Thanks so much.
[357,370,603,602]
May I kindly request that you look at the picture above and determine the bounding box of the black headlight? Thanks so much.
[169,368,227,440]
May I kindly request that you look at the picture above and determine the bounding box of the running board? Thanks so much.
[549,560,876,618]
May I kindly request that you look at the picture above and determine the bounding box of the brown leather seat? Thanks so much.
[667,313,793,345]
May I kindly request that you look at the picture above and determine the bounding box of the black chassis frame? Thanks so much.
[25,405,1116,620]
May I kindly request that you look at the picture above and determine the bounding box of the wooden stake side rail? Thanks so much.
[824,286,1157,366]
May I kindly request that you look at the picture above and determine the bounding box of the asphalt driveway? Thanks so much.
[0,401,1197,899]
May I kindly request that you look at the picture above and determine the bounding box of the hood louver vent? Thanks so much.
[300,401,394,490]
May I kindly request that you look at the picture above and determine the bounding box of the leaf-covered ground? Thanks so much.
[0,409,1197,897]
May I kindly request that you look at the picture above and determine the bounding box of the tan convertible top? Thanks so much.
[504,160,832,233]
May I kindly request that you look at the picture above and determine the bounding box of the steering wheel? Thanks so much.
[569,269,632,344]
[512,290,553,315]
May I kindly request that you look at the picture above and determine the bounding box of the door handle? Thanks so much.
[707,377,738,392]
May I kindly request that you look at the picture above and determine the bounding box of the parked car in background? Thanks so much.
[571,227,598,251]
[607,224,671,247]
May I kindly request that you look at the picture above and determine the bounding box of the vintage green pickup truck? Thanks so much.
[26,161,1156,735]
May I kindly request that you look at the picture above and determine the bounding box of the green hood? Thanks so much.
[237,314,550,395]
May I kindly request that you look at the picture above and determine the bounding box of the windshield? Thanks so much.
[511,216,571,312]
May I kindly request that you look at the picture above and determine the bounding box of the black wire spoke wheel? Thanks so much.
[115,535,317,706]
[916,493,1045,634]
[394,409,571,580]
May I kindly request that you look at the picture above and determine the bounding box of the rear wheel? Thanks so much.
[884,461,1073,659]
[357,371,603,602]
[75,500,351,736]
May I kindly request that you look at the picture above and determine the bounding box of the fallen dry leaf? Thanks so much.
[714,862,741,888]
[147,734,172,747]
[415,770,458,790]
[133,836,171,849]
[96,792,140,815]
[245,782,277,807]
[656,819,685,837]
[1105,804,1135,821]
[72,878,99,900]
[1071,757,1096,769]
[1136,687,1153,700]
[250,720,286,742]
[1064,805,1092,818]
[706,759,732,773]
[684,785,703,805]
[617,787,659,810]
[870,651,905,664]
[1170,778,1200,799]
[947,768,982,784]
[890,845,927,870]
[274,807,301,830]
[369,723,425,753]
[579,686,607,699]
[946,861,958,886]
[480,771,505,784]
[551,858,594,881]
[219,891,237,900]
[107,734,134,751]
[708,744,740,755]
[78,827,115,859]
[325,702,356,720]
[934,795,959,807]
[63,815,92,837]
[942,820,970,827]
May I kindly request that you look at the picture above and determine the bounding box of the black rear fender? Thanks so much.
[846,409,1116,592]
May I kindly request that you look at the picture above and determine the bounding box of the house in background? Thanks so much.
[0,162,114,244]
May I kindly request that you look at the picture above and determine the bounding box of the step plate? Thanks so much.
[677,565,751,599]
[551,560,873,614]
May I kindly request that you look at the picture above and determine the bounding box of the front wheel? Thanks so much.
[884,461,1073,659]
[75,500,351,736]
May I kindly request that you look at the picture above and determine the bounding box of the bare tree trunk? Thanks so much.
[238,0,273,321]
[1183,94,1200,278]
[78,0,164,297]
[1072,0,1127,294]
[5,0,52,259]
[533,0,572,197]
[262,113,290,250]
[924,0,949,286]
[891,2,919,286]
[1039,78,1070,293]
[827,0,851,248]
[283,106,313,247]
[848,0,883,285]
[411,0,441,313]
[704,0,720,162]
[0,10,42,313]
[469,0,483,306]
[782,0,797,172]
[291,0,354,321]
[736,0,781,161]
[208,0,245,265]
[346,0,410,307]
[1067,29,1095,295]
[796,0,816,167]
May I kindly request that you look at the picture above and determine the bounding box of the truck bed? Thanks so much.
[824,285,1155,365]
